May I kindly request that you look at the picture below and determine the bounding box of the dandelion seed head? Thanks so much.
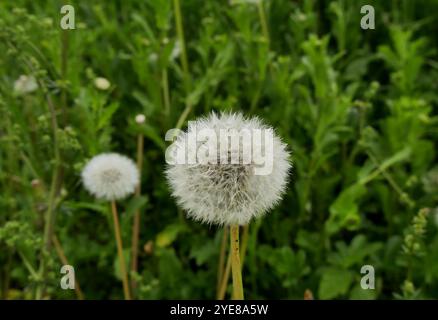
[135,114,146,124]
[14,75,38,95]
[166,112,291,226]
[94,77,111,90]
[82,153,139,201]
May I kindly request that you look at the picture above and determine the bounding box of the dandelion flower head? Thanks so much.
[166,112,291,226]
[82,153,139,201]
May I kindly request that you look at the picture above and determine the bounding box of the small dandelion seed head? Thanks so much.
[166,112,292,226]
[94,77,111,90]
[81,153,139,201]
[14,75,38,95]
[135,114,146,124]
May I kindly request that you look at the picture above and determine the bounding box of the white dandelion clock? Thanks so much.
[165,112,291,300]
[166,112,291,226]
[14,75,38,95]
[82,153,139,201]
[81,152,139,300]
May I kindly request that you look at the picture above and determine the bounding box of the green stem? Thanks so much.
[173,0,190,89]
[175,100,193,130]
[130,132,144,294]
[230,225,244,300]
[173,0,194,129]
[218,249,232,300]
[60,23,69,123]
[257,0,270,47]
[240,225,249,266]
[18,250,39,280]
[162,68,171,116]
[111,201,131,300]
[36,94,62,300]
[216,227,229,298]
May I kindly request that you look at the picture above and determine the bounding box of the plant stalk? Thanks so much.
[52,234,85,300]
[216,227,229,298]
[173,0,189,88]
[230,225,244,300]
[218,249,231,300]
[130,132,144,293]
[257,0,270,47]
[240,225,249,265]
[173,0,194,129]
[111,201,131,300]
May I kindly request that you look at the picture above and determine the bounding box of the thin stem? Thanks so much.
[217,225,250,300]
[216,227,229,298]
[230,225,244,300]
[111,201,131,300]
[130,132,144,293]
[175,100,193,130]
[162,68,171,116]
[52,234,85,300]
[240,225,249,266]
[366,151,414,206]
[257,0,270,47]
[173,0,189,88]
[36,94,63,300]
[18,250,39,280]
[173,0,194,130]
[60,22,69,123]
[217,249,232,300]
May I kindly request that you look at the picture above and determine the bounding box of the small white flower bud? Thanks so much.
[94,77,111,90]
[135,114,146,124]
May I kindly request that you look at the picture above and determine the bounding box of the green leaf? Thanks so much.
[113,249,130,281]
[125,195,148,219]
[156,224,186,248]
[326,184,366,235]
[259,245,310,288]
[190,240,215,266]
[318,268,353,299]
[139,124,167,151]
[97,102,119,130]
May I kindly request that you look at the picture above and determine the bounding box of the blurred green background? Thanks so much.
[0,0,438,299]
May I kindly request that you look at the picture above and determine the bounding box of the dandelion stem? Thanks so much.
[240,225,249,265]
[52,234,85,300]
[230,225,244,300]
[217,225,249,300]
[216,227,229,298]
[111,201,131,300]
[218,249,231,300]
[130,131,144,294]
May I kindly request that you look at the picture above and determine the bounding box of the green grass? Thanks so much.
[0,0,438,299]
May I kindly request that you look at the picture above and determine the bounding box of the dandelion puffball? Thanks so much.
[165,112,291,226]
[94,77,111,90]
[82,153,139,201]
[135,114,146,124]
[14,75,38,95]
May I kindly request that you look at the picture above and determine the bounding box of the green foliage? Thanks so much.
[0,0,438,300]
